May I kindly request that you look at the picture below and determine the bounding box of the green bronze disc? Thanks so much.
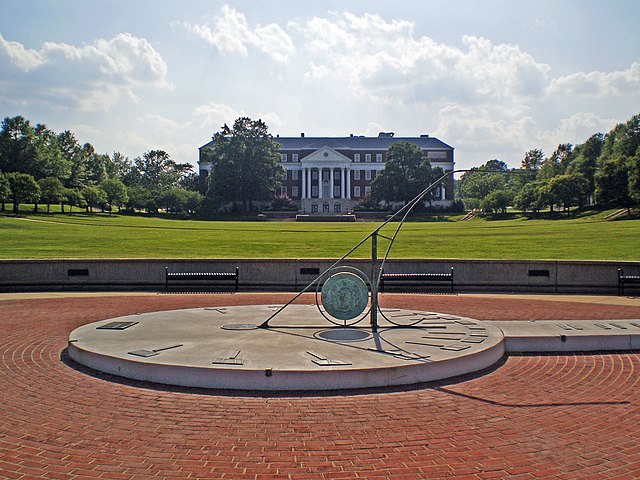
[321,272,369,321]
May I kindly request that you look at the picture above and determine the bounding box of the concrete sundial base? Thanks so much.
[68,304,505,391]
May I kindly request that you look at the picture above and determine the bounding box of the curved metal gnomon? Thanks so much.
[259,169,470,330]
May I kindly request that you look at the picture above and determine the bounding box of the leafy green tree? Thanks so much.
[628,154,640,205]
[0,116,38,176]
[81,185,107,213]
[204,117,283,212]
[38,177,66,213]
[481,190,512,214]
[105,151,132,181]
[6,172,40,213]
[0,173,10,211]
[129,150,193,190]
[458,159,509,200]
[566,133,603,200]
[33,124,70,180]
[521,149,544,171]
[595,158,630,209]
[65,188,85,214]
[513,180,547,213]
[125,185,152,212]
[100,178,129,215]
[547,173,589,215]
[371,141,443,207]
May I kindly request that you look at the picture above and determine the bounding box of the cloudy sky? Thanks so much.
[1,0,639,171]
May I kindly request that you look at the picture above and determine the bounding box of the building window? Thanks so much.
[354,154,360,162]
[311,204,318,213]
[282,171,288,181]
[281,186,287,196]
[312,169,318,180]
[365,170,372,181]
[292,170,299,180]
[428,151,448,159]
[354,170,361,181]
[322,170,329,181]
[334,186,340,197]
[292,186,299,197]
[334,203,341,213]
[292,153,299,162]
[323,203,330,213]
[354,186,361,198]
[365,186,371,195]
[312,186,318,197]
[281,154,287,162]
[365,153,371,162]
[335,169,341,180]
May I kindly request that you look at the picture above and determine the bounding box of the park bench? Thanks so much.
[618,268,640,296]
[380,267,454,294]
[165,267,239,293]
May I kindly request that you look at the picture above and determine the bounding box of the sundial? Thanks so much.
[66,168,510,391]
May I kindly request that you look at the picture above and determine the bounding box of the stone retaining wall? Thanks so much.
[0,258,638,294]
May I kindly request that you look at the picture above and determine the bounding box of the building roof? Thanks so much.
[200,135,453,152]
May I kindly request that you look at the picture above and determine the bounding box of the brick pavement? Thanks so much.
[1,293,640,479]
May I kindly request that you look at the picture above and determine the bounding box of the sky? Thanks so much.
[1,0,639,172]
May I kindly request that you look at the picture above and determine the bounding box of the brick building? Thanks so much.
[199,132,454,213]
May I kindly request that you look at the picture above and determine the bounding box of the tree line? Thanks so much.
[457,113,640,215]
[0,115,205,214]
[2,112,639,218]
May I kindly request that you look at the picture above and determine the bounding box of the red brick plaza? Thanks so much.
[2,293,640,479]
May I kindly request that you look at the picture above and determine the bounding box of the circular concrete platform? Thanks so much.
[68,305,505,390]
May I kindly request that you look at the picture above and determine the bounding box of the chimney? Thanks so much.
[301,132,305,138]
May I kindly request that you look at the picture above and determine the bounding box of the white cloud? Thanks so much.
[296,12,550,107]
[178,5,295,63]
[547,62,640,97]
[0,33,45,70]
[0,33,169,111]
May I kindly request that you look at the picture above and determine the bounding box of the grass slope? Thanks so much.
[0,210,638,261]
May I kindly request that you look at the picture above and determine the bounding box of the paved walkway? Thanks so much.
[1,293,640,479]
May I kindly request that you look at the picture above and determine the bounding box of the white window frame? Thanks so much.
[365,153,371,162]
[291,186,299,197]
[281,154,287,162]
[281,186,287,196]
[292,170,299,180]
[365,186,371,195]
[292,153,299,162]
[376,153,382,162]
[354,154,360,162]
[354,170,361,181]
[354,186,361,198]
[365,170,372,181]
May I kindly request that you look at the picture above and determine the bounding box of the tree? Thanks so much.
[481,190,512,214]
[595,158,630,209]
[0,116,38,176]
[129,150,193,190]
[566,133,603,201]
[458,159,509,201]
[6,172,40,213]
[125,185,153,212]
[65,188,85,214]
[513,180,547,213]
[81,186,107,213]
[204,117,283,211]
[547,173,589,215]
[628,154,640,205]
[38,177,66,213]
[521,149,544,171]
[370,141,443,207]
[100,178,129,215]
[0,173,10,211]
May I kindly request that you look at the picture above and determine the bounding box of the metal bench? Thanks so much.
[165,267,239,293]
[618,268,640,296]
[380,267,454,293]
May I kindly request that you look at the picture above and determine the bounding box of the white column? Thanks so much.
[346,167,351,199]
[301,168,306,199]
[318,168,323,199]
[307,168,312,198]
[329,168,334,199]
[341,167,346,199]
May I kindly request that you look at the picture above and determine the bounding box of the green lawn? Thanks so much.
[0,209,638,261]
